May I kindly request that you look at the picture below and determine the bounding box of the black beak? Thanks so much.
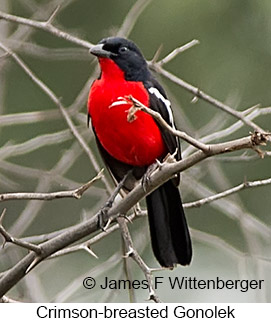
[90,44,116,58]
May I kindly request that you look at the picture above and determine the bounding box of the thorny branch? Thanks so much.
[0,1,270,303]
[0,9,93,49]
[150,64,266,133]
[126,95,210,152]
[185,177,271,208]
[0,130,268,298]
[0,41,112,194]
[156,39,200,66]
[0,7,267,133]
[0,209,41,254]
[0,170,103,202]
[117,216,161,303]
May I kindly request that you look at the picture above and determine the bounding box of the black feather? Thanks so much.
[146,181,192,267]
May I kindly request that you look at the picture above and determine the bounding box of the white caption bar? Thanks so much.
[0,303,270,322]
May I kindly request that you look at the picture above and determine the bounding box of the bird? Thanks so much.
[87,37,192,268]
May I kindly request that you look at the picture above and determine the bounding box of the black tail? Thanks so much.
[146,180,192,267]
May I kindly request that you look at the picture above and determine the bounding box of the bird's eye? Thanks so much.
[119,46,129,53]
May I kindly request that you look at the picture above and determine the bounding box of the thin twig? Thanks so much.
[151,64,265,133]
[0,129,268,297]
[0,9,93,49]
[0,8,266,135]
[184,177,271,208]
[125,95,210,152]
[157,39,200,66]
[0,109,61,127]
[117,216,161,303]
[183,106,271,157]
[48,212,137,259]
[183,174,271,239]
[5,39,90,61]
[0,209,41,253]
[0,41,111,192]
[117,0,153,37]
[0,169,103,202]
[191,228,245,259]
[0,129,73,160]
[8,142,85,237]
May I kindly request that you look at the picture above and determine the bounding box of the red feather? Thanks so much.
[88,58,166,166]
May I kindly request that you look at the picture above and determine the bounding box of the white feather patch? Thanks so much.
[148,87,174,125]
[109,97,129,108]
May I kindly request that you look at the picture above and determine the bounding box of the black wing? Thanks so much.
[144,77,181,185]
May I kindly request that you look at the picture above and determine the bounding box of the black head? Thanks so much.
[90,37,150,81]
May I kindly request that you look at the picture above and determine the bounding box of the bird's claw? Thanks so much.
[98,206,111,231]
[141,161,160,192]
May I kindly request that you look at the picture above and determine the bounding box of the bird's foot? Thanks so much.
[98,203,112,231]
[163,148,178,164]
[141,160,161,192]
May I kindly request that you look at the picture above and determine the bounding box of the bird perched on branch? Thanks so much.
[87,37,192,267]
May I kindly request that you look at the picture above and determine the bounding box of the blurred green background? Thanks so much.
[0,0,270,302]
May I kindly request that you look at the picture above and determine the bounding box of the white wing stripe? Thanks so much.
[148,87,174,126]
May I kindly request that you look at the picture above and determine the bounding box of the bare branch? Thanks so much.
[125,95,210,152]
[8,141,86,237]
[0,4,270,302]
[0,41,111,193]
[0,109,60,127]
[214,153,270,163]
[0,209,41,253]
[151,64,265,133]
[183,106,271,157]
[117,216,161,303]
[185,177,271,208]
[0,9,93,49]
[47,219,126,259]
[0,8,266,136]
[183,174,271,239]
[0,129,72,160]
[0,170,103,202]
[5,39,90,61]
[117,0,153,37]
[46,5,60,25]
[0,130,268,297]
[191,228,245,259]
[157,39,200,66]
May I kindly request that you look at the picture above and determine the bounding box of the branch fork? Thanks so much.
[123,95,211,153]
[0,5,270,303]
[0,209,42,255]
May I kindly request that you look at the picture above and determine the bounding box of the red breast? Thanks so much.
[88,58,166,167]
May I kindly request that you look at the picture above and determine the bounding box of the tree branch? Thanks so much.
[0,41,112,193]
[117,216,161,303]
[126,95,210,152]
[156,39,200,66]
[0,9,93,49]
[0,131,268,297]
[150,63,266,133]
[183,106,271,157]
[0,170,103,202]
[0,5,270,303]
[1,8,265,134]
[0,209,42,253]
[184,177,271,208]
[117,0,153,37]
